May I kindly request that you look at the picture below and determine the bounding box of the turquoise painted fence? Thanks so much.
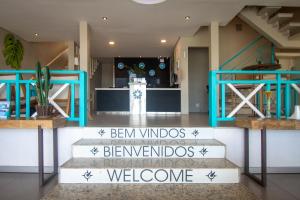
[0,70,87,127]
[219,35,276,71]
[209,70,300,127]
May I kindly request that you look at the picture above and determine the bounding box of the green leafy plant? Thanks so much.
[35,62,53,106]
[2,33,24,69]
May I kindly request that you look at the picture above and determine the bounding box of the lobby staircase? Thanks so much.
[239,6,300,49]
[59,127,240,184]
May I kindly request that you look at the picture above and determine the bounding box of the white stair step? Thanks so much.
[280,22,300,37]
[59,158,240,184]
[258,6,281,19]
[72,139,225,158]
[83,127,214,140]
[268,13,293,27]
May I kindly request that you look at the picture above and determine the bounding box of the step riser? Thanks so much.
[72,145,225,158]
[59,168,239,184]
[83,128,214,140]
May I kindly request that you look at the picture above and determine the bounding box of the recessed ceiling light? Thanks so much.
[185,16,191,21]
[161,39,167,43]
[109,41,115,45]
[132,0,167,5]
[102,17,108,21]
[34,33,39,37]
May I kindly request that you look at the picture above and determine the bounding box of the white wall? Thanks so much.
[174,27,210,114]
[0,27,69,70]
[0,27,37,69]
[214,128,300,171]
[0,127,299,172]
[174,17,271,114]
[0,128,84,171]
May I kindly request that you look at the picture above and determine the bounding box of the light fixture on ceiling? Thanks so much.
[132,0,167,5]
[109,41,115,46]
[185,16,191,21]
[102,17,108,21]
[161,39,167,44]
[34,33,39,37]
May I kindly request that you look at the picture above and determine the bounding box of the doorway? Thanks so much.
[188,47,209,113]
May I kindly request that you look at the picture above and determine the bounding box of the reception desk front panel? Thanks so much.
[146,89,180,112]
[96,89,129,111]
[96,88,181,113]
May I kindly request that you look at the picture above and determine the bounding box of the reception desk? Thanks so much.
[95,88,181,113]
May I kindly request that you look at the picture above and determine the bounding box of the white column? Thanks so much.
[210,21,220,115]
[67,41,75,70]
[79,21,91,109]
[210,21,219,70]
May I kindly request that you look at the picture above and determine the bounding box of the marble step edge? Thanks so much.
[72,139,225,146]
[71,140,226,158]
[82,127,215,140]
[59,168,240,184]
[60,158,238,169]
[59,158,240,184]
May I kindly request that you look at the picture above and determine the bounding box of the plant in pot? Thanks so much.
[2,33,24,69]
[35,62,53,118]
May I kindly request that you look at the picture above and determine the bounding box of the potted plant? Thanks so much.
[35,62,53,118]
[2,33,24,69]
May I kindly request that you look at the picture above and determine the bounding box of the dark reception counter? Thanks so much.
[95,88,181,113]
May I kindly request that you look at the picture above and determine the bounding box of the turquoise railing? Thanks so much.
[219,35,275,73]
[209,70,300,127]
[0,70,87,127]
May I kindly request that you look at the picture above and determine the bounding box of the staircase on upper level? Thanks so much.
[59,127,240,184]
[239,6,300,49]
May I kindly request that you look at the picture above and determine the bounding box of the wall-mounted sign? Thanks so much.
[138,62,145,69]
[117,62,125,70]
[159,63,166,70]
[149,69,156,77]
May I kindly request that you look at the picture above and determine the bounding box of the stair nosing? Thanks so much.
[60,158,239,169]
[73,139,225,146]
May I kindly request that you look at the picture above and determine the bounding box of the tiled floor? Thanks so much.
[1,173,300,200]
[41,183,258,200]
[86,112,232,127]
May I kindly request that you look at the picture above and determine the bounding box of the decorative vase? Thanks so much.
[290,105,300,120]
[35,105,53,118]
[265,91,272,118]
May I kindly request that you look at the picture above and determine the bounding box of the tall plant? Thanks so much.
[35,62,52,106]
[2,33,24,69]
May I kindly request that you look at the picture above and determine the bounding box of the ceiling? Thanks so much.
[0,0,300,57]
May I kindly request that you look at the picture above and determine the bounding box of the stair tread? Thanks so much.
[280,22,300,32]
[269,12,293,24]
[61,158,238,169]
[73,139,225,146]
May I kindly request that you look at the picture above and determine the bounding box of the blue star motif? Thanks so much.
[206,170,217,181]
[192,130,199,138]
[90,147,99,156]
[82,170,93,181]
[199,147,208,156]
[98,129,105,136]
[133,89,142,99]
